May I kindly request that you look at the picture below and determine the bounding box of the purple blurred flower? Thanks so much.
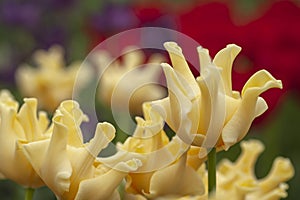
[90,3,138,35]
[0,1,41,29]
[41,0,76,10]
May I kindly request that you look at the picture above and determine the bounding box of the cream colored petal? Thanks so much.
[150,97,173,130]
[85,122,115,157]
[145,153,205,198]
[21,139,49,176]
[258,183,289,200]
[222,70,282,149]
[233,178,258,199]
[197,46,211,73]
[100,136,188,173]
[33,45,64,69]
[164,42,200,95]
[242,70,283,97]
[254,97,268,118]
[212,44,241,96]
[64,124,116,196]
[42,115,73,195]
[235,140,265,176]
[160,63,200,145]
[75,159,141,200]
[124,193,147,200]
[132,102,165,140]
[16,98,43,141]
[55,100,88,147]
[197,65,226,150]
[0,89,19,109]
[257,157,294,194]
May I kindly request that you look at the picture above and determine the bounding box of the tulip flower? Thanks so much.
[22,100,141,200]
[125,139,294,200]
[151,42,282,150]
[113,102,205,199]
[215,139,294,200]
[92,46,166,115]
[16,45,90,112]
[0,89,48,188]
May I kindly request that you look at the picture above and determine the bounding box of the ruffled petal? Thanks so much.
[164,42,200,95]
[222,70,282,149]
[75,159,141,200]
[42,115,73,195]
[213,44,241,96]
[55,100,88,147]
[159,63,201,145]
[197,65,226,150]
[197,46,211,73]
[145,153,205,198]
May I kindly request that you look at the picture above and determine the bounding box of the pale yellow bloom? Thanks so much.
[0,90,49,188]
[92,46,166,115]
[151,42,282,150]
[22,100,141,200]
[114,103,205,199]
[214,139,294,200]
[16,45,89,112]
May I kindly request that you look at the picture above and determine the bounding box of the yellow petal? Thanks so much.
[258,157,294,194]
[0,89,19,110]
[254,97,268,118]
[197,46,211,73]
[164,42,200,95]
[242,70,283,97]
[197,65,226,150]
[160,63,200,145]
[222,70,282,149]
[75,159,141,200]
[42,115,73,195]
[213,44,241,96]
[17,98,44,141]
[234,140,265,176]
[145,153,205,198]
[55,100,88,147]
[150,97,172,130]
[86,122,115,157]
[101,136,188,173]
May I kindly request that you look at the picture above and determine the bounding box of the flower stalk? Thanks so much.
[25,188,35,200]
[208,148,216,198]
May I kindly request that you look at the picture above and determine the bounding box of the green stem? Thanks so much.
[208,148,216,198]
[25,188,35,200]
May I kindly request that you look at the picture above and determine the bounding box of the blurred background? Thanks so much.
[0,0,299,199]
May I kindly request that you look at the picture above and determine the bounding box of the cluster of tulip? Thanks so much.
[0,41,294,200]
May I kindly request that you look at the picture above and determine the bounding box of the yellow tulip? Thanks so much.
[114,103,205,199]
[216,139,294,200]
[0,90,49,188]
[151,42,282,150]
[22,100,141,200]
[16,45,90,112]
[92,46,166,115]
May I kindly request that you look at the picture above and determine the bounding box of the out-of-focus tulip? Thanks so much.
[16,45,89,112]
[92,47,166,115]
[215,139,294,200]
